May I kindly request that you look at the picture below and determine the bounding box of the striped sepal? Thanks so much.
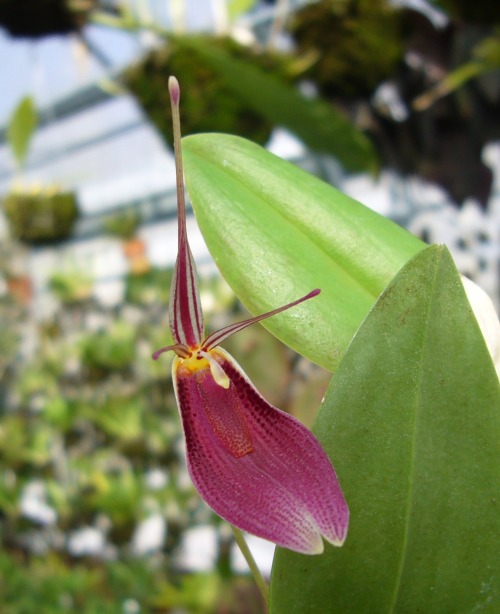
[169,237,204,348]
[167,76,204,349]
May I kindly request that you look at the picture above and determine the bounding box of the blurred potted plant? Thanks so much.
[0,239,33,305]
[104,208,150,275]
[48,269,93,304]
[1,96,79,244]
[5,265,32,305]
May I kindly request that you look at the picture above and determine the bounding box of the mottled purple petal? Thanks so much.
[173,347,349,554]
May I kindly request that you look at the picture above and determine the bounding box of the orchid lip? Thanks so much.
[172,346,349,554]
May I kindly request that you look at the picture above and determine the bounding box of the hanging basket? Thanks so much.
[288,0,403,98]
[123,35,292,148]
[2,185,79,244]
[0,0,95,39]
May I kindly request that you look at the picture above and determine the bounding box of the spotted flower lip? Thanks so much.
[152,75,349,554]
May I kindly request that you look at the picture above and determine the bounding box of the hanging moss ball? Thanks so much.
[123,35,292,147]
[3,186,79,244]
[289,0,404,98]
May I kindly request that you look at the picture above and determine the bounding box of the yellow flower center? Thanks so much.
[181,351,209,373]
[178,348,230,389]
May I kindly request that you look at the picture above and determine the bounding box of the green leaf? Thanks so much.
[227,0,258,21]
[413,32,500,111]
[413,61,487,111]
[176,37,377,172]
[270,245,500,613]
[7,96,37,168]
[473,31,500,65]
[183,133,424,370]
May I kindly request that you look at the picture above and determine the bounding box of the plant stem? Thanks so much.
[230,525,270,607]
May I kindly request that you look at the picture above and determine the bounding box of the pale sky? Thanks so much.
[0,27,134,124]
[0,0,220,125]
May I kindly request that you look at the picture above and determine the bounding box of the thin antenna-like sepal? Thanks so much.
[168,76,204,348]
[152,343,190,360]
[202,289,320,351]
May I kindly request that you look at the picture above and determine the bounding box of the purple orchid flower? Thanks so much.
[153,76,349,555]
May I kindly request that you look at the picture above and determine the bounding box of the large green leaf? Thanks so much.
[7,96,37,169]
[183,133,424,370]
[270,245,500,613]
[176,37,377,172]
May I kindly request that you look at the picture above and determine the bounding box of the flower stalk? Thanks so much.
[231,525,270,607]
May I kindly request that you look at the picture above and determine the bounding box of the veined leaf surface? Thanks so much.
[183,133,424,370]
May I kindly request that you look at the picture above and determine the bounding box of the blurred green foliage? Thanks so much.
[123,35,290,147]
[6,95,37,169]
[0,552,156,614]
[0,550,264,613]
[289,0,403,98]
[178,35,377,172]
[81,320,137,374]
[104,209,141,241]
[124,268,172,306]
[49,270,93,304]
